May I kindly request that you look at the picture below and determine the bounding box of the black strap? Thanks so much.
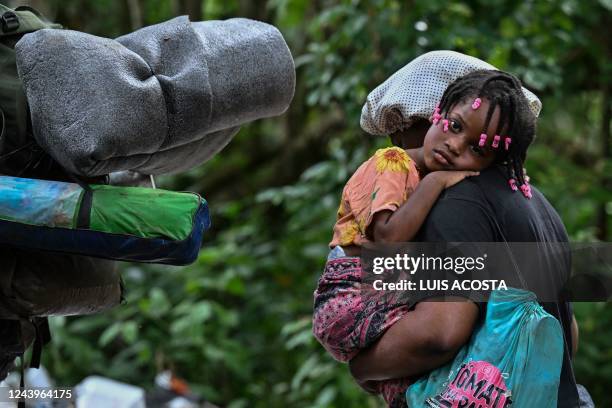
[29,318,50,369]
[76,187,93,228]
[65,172,94,228]
[9,318,52,408]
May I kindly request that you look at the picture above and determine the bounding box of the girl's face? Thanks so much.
[422,98,500,172]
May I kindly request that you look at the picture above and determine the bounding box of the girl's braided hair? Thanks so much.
[438,69,536,189]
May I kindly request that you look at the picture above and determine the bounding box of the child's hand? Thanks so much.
[428,170,480,189]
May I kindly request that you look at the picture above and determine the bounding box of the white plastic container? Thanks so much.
[75,376,145,408]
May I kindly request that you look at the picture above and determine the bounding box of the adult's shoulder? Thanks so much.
[422,166,569,243]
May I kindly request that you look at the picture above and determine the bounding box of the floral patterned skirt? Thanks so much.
[312,256,412,407]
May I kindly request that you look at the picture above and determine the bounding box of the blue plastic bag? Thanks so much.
[406,288,564,407]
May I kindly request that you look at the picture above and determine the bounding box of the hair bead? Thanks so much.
[508,178,518,191]
[504,137,512,150]
[520,183,532,199]
[471,97,482,110]
[443,119,449,132]
[431,105,442,124]
[492,135,501,149]
[479,133,487,147]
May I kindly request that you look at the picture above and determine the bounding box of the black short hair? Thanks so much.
[438,69,536,187]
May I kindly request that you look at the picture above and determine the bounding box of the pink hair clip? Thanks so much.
[478,133,487,147]
[431,105,441,124]
[492,135,501,149]
[520,183,532,199]
[433,113,442,125]
[504,137,512,151]
[508,178,518,191]
[471,97,482,110]
[443,119,449,132]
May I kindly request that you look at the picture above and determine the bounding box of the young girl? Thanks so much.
[313,68,537,407]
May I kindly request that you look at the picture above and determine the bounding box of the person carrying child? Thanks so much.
[312,51,542,407]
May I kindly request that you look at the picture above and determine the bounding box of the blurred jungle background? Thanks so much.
[6,0,612,406]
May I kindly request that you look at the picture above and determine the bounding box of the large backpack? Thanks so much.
[0,4,123,381]
[0,4,62,180]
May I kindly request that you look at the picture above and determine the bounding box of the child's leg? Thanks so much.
[313,255,413,361]
[313,256,364,361]
[313,253,415,406]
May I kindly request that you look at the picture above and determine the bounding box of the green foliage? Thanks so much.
[573,303,612,403]
[23,0,611,406]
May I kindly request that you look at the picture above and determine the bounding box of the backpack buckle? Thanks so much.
[1,11,20,33]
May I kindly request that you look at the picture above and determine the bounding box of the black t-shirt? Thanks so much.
[416,166,580,408]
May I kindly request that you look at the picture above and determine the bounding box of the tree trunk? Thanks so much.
[238,0,268,21]
[597,85,611,240]
[173,0,203,20]
[126,0,143,30]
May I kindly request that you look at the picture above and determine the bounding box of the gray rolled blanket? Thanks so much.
[15,16,295,176]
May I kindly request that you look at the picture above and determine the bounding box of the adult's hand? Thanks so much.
[349,299,479,382]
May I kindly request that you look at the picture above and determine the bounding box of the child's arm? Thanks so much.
[370,170,479,242]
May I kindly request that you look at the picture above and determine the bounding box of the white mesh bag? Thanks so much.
[360,50,542,136]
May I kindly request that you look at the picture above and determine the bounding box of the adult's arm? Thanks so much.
[350,183,497,382]
[350,299,479,381]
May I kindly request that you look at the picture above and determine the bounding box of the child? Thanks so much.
[313,68,538,407]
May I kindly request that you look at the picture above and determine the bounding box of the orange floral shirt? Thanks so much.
[329,147,421,248]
